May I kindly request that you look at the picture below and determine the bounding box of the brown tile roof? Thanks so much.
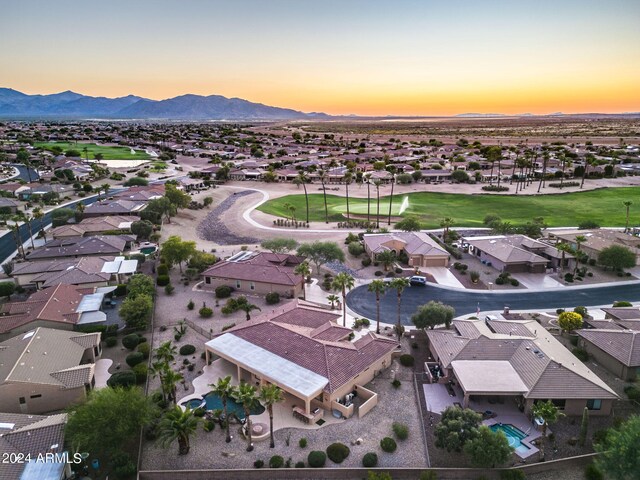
[203,252,304,286]
[84,199,147,215]
[601,307,640,321]
[577,329,640,367]
[25,235,130,260]
[50,215,135,237]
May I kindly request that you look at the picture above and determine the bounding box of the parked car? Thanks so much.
[410,275,427,286]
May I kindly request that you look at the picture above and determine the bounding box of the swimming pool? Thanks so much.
[181,391,265,419]
[490,423,530,455]
[140,246,157,255]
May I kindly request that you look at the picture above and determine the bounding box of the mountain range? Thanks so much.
[0,88,327,120]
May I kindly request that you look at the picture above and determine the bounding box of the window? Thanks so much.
[236,280,241,289]
[30,394,42,399]
[551,399,566,409]
[19,397,25,404]
[250,282,255,291]
[587,399,602,411]
[205,277,211,284]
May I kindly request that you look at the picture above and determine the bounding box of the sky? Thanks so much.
[1,0,639,116]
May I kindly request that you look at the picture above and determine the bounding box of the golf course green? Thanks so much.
[257,187,640,228]
[35,142,151,160]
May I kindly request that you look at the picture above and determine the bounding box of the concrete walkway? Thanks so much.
[94,358,113,389]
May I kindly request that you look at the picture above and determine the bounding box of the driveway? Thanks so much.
[427,267,464,288]
[511,273,564,289]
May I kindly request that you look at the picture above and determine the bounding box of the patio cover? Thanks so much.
[451,360,528,395]
[206,333,329,398]
[101,257,138,274]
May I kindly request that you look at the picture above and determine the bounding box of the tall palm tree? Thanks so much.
[623,201,633,232]
[150,361,169,404]
[368,279,388,334]
[573,235,587,275]
[556,242,572,273]
[496,144,503,188]
[580,154,594,189]
[374,179,381,228]
[365,174,372,224]
[258,384,284,448]
[439,217,454,243]
[282,202,292,220]
[537,148,549,193]
[389,277,410,340]
[531,400,564,461]
[387,175,395,226]
[332,272,355,327]
[295,172,309,224]
[233,382,259,452]
[210,375,238,443]
[24,213,36,250]
[343,171,352,222]
[11,216,25,259]
[294,261,311,300]
[32,207,44,241]
[155,341,177,364]
[376,249,396,272]
[318,168,329,223]
[162,369,184,406]
[157,406,200,455]
[486,145,501,186]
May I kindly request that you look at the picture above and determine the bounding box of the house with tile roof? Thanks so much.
[112,184,165,202]
[49,215,135,239]
[425,318,617,416]
[0,327,101,414]
[204,301,399,420]
[201,251,305,298]
[363,232,450,268]
[24,235,133,261]
[83,199,147,218]
[0,284,113,340]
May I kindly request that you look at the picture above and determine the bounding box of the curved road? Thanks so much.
[346,282,640,325]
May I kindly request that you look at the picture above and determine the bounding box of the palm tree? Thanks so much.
[573,235,587,275]
[343,171,352,222]
[150,361,169,404]
[24,213,36,250]
[289,205,296,221]
[295,172,309,224]
[496,144,503,188]
[327,294,339,310]
[556,242,572,273]
[162,369,184,406]
[440,217,454,243]
[376,249,396,271]
[537,148,549,193]
[559,152,567,189]
[210,375,238,443]
[531,400,564,461]
[387,175,395,225]
[155,341,177,364]
[233,381,259,452]
[82,146,89,163]
[11,216,25,259]
[282,202,292,221]
[157,406,199,455]
[368,279,388,334]
[332,272,355,327]
[374,179,381,228]
[623,201,633,232]
[580,154,594,189]
[486,146,501,186]
[32,207,44,241]
[258,384,284,448]
[239,302,261,321]
[365,174,372,224]
[318,168,329,223]
[294,261,311,300]
[389,277,410,340]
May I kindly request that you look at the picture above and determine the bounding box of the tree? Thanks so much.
[440,217,454,243]
[327,294,339,309]
[531,400,564,461]
[297,241,345,274]
[210,376,238,443]
[131,220,154,240]
[259,384,284,448]
[157,406,199,455]
[558,311,583,332]
[451,169,469,183]
[376,250,396,272]
[595,414,640,479]
[127,273,155,298]
[203,196,213,208]
[16,148,32,182]
[374,179,381,227]
[412,301,455,330]
[368,279,388,334]
[239,302,261,321]
[332,272,355,327]
[387,176,395,225]
[598,245,636,271]
[32,207,45,240]
[293,261,311,300]
[233,382,259,451]
[165,184,191,210]
[261,238,299,254]
[0,281,16,300]
[294,172,309,224]
[100,183,111,199]
[161,368,184,406]
[485,145,502,186]
[395,216,421,232]
[389,277,410,340]
[65,387,156,459]
[464,425,513,468]
[344,171,352,221]
[623,201,633,232]
[119,294,153,329]
[434,406,482,452]
[124,177,149,187]
[144,197,176,224]
[161,236,196,272]
[318,168,329,223]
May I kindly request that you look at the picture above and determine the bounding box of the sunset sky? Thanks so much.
[1,0,639,116]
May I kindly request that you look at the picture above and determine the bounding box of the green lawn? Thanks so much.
[257,187,640,228]
[35,142,151,160]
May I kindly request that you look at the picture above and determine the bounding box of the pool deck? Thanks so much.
[94,358,113,389]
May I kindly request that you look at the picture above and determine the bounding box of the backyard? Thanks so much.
[257,187,640,228]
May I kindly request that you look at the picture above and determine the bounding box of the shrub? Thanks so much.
[556,308,565,315]
[392,422,409,440]
[326,442,350,464]
[299,437,307,448]
[361,257,372,267]
[133,363,148,384]
[499,471,525,480]
[269,455,284,468]
[295,461,305,468]
[156,275,170,286]
[308,451,326,468]
[564,273,574,282]
[180,344,196,355]
[624,385,640,401]
[510,279,520,287]
[203,419,215,432]
[126,352,145,367]
[122,333,140,350]
[164,284,175,295]
[348,242,364,257]
[570,336,579,347]
[592,429,609,446]
[420,473,437,480]
[114,284,128,296]
[157,264,169,276]
[107,371,137,388]
[495,277,505,285]
[362,452,378,468]
[613,301,632,307]
[253,459,264,469]
[137,342,150,359]
[380,437,397,453]
[572,348,589,362]
[481,185,509,192]
[215,285,233,298]
[193,407,206,417]
[574,306,588,317]
[399,354,415,367]
[392,379,401,389]
[105,336,118,347]
[199,306,213,318]
[187,299,195,310]
[584,463,603,480]
[221,323,236,332]
[374,270,384,276]
[265,292,280,305]
[579,220,600,230]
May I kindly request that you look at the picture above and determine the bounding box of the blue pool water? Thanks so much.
[490,423,530,455]
[182,392,265,419]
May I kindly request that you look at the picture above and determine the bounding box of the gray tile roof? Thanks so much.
[577,329,640,367]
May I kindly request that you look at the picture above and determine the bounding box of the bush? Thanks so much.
[122,333,140,350]
[295,461,305,468]
[199,306,213,318]
[215,285,233,298]
[374,270,384,276]
[572,348,589,362]
[308,451,326,468]
[299,438,307,448]
[107,371,137,388]
[399,354,415,367]
[265,292,280,305]
[157,264,169,276]
[564,273,574,282]
[579,220,600,230]
[137,342,150,359]
[105,336,118,347]
[624,385,640,401]
[269,455,284,468]
[156,275,170,286]
[164,284,175,295]
[253,459,264,469]
[126,352,145,367]
[495,277,505,285]
[584,463,604,480]
[392,379,401,389]
[187,299,195,310]
[114,284,128,296]
[613,301,632,307]
[556,308,565,314]
[510,279,520,286]
[362,452,378,468]
[380,436,397,453]
[392,422,409,440]
[499,471,525,480]
[203,419,215,432]
[348,242,365,257]
[574,306,588,317]
[221,323,236,332]
[361,257,372,267]
[180,344,196,355]
[482,185,509,192]
[326,442,350,464]
[133,363,148,384]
